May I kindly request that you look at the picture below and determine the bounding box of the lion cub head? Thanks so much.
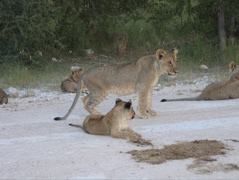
[61,68,84,93]
[156,48,178,77]
[114,98,135,119]
[70,69,84,83]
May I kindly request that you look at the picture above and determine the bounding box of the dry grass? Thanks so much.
[0,51,232,91]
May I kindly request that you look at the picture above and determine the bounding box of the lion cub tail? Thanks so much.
[54,77,84,121]
[161,97,198,102]
[69,123,84,129]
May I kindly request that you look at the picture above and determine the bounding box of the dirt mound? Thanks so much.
[129,138,153,147]
[128,140,226,164]
[127,139,239,174]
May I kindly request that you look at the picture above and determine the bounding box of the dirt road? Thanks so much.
[1,83,239,179]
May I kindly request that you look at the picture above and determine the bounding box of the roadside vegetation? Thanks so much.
[1,0,239,89]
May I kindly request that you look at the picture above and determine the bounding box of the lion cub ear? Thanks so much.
[171,48,178,55]
[124,100,132,109]
[70,70,75,75]
[156,49,166,60]
[115,98,122,105]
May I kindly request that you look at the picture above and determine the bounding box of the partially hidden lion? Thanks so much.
[61,69,84,93]
[228,61,239,81]
[69,98,141,141]
[0,88,8,104]
[161,80,239,102]
[112,33,128,57]
[93,30,128,57]
[54,48,178,120]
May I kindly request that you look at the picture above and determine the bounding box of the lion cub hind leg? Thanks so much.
[83,92,108,115]
[61,81,77,93]
[83,115,109,135]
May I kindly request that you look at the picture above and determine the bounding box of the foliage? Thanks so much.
[0,0,59,55]
[0,0,239,70]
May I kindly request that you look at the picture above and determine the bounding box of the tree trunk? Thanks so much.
[229,15,236,45]
[218,3,227,50]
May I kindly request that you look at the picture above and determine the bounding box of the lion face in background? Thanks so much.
[229,61,237,72]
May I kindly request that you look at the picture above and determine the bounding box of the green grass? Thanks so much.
[0,63,68,90]
[0,40,237,91]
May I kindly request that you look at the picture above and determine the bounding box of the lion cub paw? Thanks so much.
[138,113,151,119]
[129,135,141,142]
[147,109,157,116]
[133,132,142,138]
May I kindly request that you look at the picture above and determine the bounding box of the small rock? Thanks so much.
[52,57,58,62]
[8,87,19,98]
[85,49,94,57]
[199,64,208,70]
[70,66,81,71]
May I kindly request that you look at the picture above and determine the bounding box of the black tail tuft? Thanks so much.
[54,117,62,121]
[161,99,167,102]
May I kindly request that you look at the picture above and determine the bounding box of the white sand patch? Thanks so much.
[1,78,239,179]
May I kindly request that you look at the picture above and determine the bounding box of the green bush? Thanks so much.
[1,0,239,88]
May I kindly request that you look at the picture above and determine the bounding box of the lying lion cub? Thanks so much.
[61,69,84,93]
[228,61,239,81]
[0,88,8,104]
[69,98,142,141]
[161,80,239,102]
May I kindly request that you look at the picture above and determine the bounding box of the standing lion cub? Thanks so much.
[69,98,141,141]
[54,48,178,120]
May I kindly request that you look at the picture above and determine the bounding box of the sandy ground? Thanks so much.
[1,80,239,179]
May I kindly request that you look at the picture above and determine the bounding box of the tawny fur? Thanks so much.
[0,88,8,104]
[115,33,128,57]
[69,98,141,141]
[54,48,178,120]
[102,32,128,57]
[228,61,239,81]
[161,80,239,102]
[61,69,85,93]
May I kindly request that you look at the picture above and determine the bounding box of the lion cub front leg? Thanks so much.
[110,129,140,141]
[146,88,157,116]
[125,127,142,138]
[138,90,151,119]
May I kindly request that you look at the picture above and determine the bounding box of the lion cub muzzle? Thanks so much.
[168,71,178,78]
